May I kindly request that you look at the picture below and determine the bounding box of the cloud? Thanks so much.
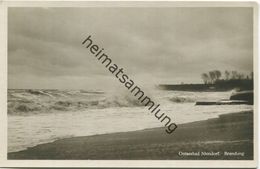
[8,7,253,89]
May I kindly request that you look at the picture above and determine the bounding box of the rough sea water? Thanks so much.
[8,89,253,152]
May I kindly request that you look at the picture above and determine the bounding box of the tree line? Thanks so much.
[201,70,253,84]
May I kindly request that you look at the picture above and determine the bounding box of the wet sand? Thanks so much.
[8,111,253,160]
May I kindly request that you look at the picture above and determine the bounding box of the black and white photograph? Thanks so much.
[0,1,258,168]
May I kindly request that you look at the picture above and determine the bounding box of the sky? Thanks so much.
[8,7,253,90]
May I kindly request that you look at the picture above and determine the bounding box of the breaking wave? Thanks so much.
[8,89,146,115]
[168,96,195,103]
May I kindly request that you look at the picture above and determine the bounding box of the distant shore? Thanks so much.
[8,111,253,160]
[159,79,253,92]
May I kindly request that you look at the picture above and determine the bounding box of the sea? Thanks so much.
[8,89,253,153]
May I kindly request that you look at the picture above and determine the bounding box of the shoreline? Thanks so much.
[8,111,253,160]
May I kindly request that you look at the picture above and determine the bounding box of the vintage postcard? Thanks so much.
[0,1,258,168]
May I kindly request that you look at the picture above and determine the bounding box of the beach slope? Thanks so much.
[8,111,253,160]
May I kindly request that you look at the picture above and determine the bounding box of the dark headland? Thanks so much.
[8,111,253,160]
[159,79,253,92]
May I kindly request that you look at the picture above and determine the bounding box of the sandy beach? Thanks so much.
[8,111,253,160]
